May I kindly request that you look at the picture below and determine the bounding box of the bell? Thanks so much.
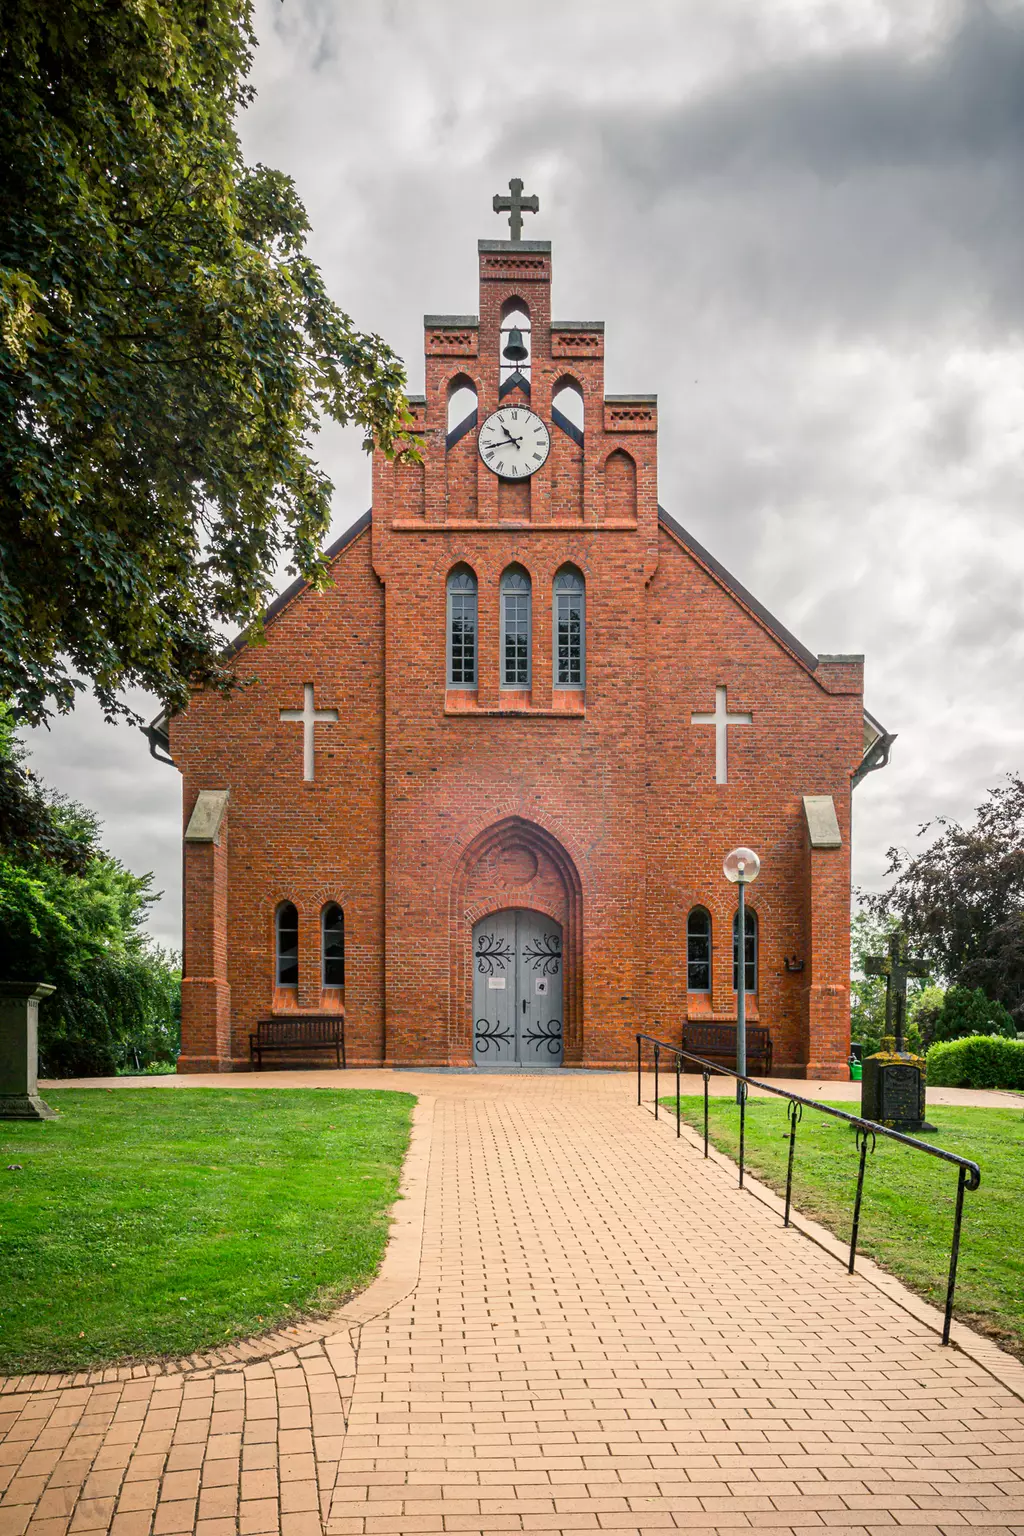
[502,328,529,364]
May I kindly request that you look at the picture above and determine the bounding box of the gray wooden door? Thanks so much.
[473,910,564,1066]
[471,910,517,1063]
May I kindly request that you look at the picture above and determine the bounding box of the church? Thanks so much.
[151,186,893,1079]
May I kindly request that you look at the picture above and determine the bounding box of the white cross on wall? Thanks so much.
[691,685,752,784]
[279,683,338,782]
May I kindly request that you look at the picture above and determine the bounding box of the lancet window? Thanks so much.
[687,908,712,992]
[447,567,478,687]
[733,909,758,993]
[553,567,585,688]
[276,902,299,987]
[322,904,345,987]
[501,567,532,688]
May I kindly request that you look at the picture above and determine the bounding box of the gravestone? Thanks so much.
[860,930,933,1132]
[0,983,57,1120]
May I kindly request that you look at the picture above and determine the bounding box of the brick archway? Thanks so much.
[449,817,583,1065]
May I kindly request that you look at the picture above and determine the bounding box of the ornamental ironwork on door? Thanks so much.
[472,910,563,1066]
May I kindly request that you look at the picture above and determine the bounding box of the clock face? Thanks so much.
[478,407,551,479]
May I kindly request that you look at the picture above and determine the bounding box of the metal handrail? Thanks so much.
[636,1032,981,1346]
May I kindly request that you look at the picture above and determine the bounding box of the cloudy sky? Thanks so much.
[25,0,1024,949]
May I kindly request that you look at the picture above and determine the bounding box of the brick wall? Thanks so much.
[172,526,387,1068]
[172,236,865,1077]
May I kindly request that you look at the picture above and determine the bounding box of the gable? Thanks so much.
[145,512,373,759]
[656,506,894,783]
[222,508,372,661]
[657,505,818,673]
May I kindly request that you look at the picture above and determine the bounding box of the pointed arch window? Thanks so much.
[553,566,585,688]
[446,375,478,448]
[276,902,299,987]
[447,567,478,687]
[552,378,585,446]
[687,908,711,992]
[322,904,345,987]
[733,908,758,993]
[499,299,532,393]
[501,567,532,688]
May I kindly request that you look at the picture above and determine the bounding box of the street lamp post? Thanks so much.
[724,846,761,1104]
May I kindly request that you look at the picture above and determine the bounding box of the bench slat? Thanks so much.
[249,1016,345,1069]
[680,1022,773,1074]
[255,1018,341,1044]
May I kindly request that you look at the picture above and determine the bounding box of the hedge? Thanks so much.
[926,1034,1024,1090]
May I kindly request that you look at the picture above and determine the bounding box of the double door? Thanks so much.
[472,909,564,1066]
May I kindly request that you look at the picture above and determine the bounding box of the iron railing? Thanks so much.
[636,1033,981,1346]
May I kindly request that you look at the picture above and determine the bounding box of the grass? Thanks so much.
[0,1088,414,1375]
[660,1093,1024,1361]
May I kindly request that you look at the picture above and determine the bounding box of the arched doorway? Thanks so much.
[472,910,563,1066]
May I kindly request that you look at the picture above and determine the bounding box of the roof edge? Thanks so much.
[424,314,479,328]
[477,239,551,254]
[222,509,372,661]
[657,505,819,672]
[146,511,374,752]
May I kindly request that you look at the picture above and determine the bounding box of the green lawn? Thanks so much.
[660,1094,1024,1361]
[0,1088,414,1374]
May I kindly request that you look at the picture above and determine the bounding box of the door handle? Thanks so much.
[522,998,527,1014]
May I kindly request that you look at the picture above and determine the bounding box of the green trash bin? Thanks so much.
[849,1042,864,1081]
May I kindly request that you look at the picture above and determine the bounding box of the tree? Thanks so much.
[909,985,945,1049]
[850,908,929,1054]
[928,986,1015,1046]
[865,773,1024,1027]
[0,715,180,1074]
[0,0,413,728]
[0,705,92,873]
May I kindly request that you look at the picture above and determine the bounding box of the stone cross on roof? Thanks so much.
[492,178,539,242]
[864,927,929,1053]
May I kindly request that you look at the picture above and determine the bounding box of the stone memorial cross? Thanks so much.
[864,927,929,1052]
[492,178,539,241]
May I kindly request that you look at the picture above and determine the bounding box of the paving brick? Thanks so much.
[4,1070,1023,1536]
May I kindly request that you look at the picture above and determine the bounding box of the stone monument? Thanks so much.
[0,983,57,1120]
[860,929,933,1132]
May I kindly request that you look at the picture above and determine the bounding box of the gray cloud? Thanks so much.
[23,0,1024,940]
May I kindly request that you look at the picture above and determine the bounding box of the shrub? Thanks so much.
[926,1034,1024,1090]
[910,984,946,1047]
[931,985,1016,1044]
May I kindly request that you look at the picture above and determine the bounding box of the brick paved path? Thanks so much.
[2,1071,1023,1536]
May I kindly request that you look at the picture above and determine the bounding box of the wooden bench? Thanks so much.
[680,1022,773,1077]
[249,1016,346,1070]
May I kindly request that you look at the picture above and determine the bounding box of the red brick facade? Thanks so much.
[169,235,878,1078]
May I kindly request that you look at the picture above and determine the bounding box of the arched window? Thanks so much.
[322,904,345,987]
[687,908,711,993]
[552,377,584,445]
[447,566,478,687]
[446,374,478,448]
[501,566,532,688]
[276,902,299,988]
[733,908,758,993]
[499,299,531,391]
[553,566,585,688]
